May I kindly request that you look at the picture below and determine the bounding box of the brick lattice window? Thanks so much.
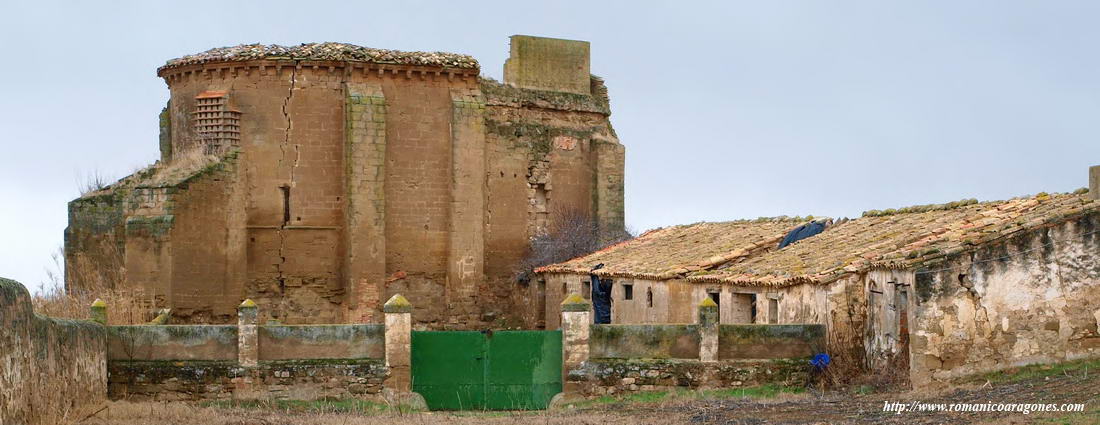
[193,91,240,154]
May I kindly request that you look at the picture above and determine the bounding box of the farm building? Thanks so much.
[538,182,1100,386]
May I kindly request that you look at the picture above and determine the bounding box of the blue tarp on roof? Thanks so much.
[778,221,826,249]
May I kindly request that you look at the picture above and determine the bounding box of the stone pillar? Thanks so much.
[1090,165,1099,201]
[560,294,591,394]
[237,299,258,367]
[698,297,719,362]
[89,298,107,325]
[383,294,413,392]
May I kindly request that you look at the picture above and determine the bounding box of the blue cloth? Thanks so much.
[591,274,612,324]
[778,221,826,249]
[811,353,831,370]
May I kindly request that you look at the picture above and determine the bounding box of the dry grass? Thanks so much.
[33,245,157,324]
[80,400,677,425]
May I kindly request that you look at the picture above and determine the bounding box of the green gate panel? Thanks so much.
[411,331,487,410]
[486,330,562,410]
[411,330,563,411]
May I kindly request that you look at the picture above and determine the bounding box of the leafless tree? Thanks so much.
[515,207,633,283]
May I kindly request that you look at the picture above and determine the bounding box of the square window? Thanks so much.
[623,284,634,300]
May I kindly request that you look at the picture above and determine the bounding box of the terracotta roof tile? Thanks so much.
[689,192,1099,287]
[535,218,808,279]
[538,192,1099,288]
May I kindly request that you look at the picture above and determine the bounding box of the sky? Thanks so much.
[1,1,1098,294]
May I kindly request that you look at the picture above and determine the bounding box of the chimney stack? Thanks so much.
[1090,165,1099,200]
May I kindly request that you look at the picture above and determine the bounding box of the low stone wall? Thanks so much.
[108,359,388,401]
[108,325,238,361]
[1,278,108,425]
[571,358,810,396]
[718,324,826,359]
[259,324,384,360]
[589,324,700,359]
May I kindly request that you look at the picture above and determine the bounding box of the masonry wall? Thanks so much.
[908,213,1100,387]
[0,278,107,425]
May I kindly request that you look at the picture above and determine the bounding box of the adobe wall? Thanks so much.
[0,278,107,425]
[908,213,1100,387]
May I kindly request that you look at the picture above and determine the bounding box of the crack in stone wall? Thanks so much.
[274,63,299,299]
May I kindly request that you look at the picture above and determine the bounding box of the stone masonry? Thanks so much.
[65,35,625,328]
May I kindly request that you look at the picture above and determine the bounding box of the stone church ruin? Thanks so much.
[64,35,626,327]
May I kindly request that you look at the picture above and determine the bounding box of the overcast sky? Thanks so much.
[2,1,1098,294]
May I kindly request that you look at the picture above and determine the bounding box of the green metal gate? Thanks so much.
[410,330,562,410]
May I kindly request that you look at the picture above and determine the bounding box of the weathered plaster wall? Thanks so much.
[718,324,825,360]
[1,278,107,425]
[571,359,809,397]
[543,272,830,329]
[909,214,1100,387]
[258,324,384,360]
[589,324,701,359]
[863,269,916,368]
[108,325,238,361]
[108,359,387,401]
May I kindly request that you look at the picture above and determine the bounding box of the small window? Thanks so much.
[707,291,720,306]
[561,281,567,295]
[623,284,634,300]
[768,298,779,324]
[582,281,591,299]
[646,288,653,308]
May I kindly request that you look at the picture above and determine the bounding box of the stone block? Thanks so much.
[504,35,591,94]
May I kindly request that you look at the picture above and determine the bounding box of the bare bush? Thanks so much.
[514,207,633,283]
[78,169,113,195]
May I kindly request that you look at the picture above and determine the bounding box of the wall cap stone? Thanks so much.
[699,297,718,308]
[383,294,412,313]
[91,298,106,308]
[239,299,257,309]
[561,293,591,311]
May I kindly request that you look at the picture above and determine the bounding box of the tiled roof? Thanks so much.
[535,218,808,279]
[160,42,479,72]
[689,192,1098,287]
[539,191,1099,287]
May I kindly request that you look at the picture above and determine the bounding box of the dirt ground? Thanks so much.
[81,367,1098,425]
